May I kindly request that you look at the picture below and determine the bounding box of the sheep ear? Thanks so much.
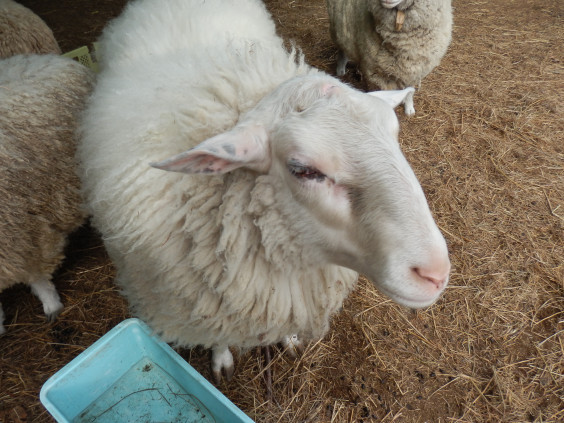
[367,87,415,115]
[150,125,270,174]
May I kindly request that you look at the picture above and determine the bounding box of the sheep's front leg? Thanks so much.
[211,346,234,384]
[336,50,348,76]
[30,277,63,322]
[402,88,415,116]
[282,334,304,357]
[0,302,5,335]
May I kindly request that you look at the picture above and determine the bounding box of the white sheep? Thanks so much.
[0,54,94,334]
[0,0,61,58]
[326,0,453,114]
[78,0,450,382]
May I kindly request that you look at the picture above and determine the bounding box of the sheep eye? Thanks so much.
[287,159,326,182]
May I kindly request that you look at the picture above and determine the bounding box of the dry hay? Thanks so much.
[1,0,563,422]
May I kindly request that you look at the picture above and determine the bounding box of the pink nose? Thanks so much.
[412,257,450,290]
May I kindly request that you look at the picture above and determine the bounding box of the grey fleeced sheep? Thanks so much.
[327,0,452,113]
[0,0,61,58]
[0,54,94,334]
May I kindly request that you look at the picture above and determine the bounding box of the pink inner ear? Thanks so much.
[183,152,245,174]
[152,124,270,174]
[321,83,339,96]
[191,154,235,173]
[151,150,242,174]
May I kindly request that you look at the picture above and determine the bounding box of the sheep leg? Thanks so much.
[402,88,415,116]
[261,346,273,401]
[29,277,63,322]
[336,50,348,76]
[211,346,234,384]
[282,334,304,358]
[0,302,5,335]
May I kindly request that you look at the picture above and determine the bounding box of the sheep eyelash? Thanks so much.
[287,159,326,182]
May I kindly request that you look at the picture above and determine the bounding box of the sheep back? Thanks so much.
[327,0,452,89]
[0,54,94,290]
[0,0,61,58]
[79,0,359,350]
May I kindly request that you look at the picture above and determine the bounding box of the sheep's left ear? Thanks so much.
[150,124,270,174]
[367,87,415,115]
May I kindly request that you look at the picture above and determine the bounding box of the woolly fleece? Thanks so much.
[78,0,359,351]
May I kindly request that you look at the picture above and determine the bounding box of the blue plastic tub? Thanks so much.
[40,318,254,423]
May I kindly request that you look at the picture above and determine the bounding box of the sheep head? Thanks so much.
[151,74,450,309]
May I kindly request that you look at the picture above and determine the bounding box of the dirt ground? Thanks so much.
[1,0,562,422]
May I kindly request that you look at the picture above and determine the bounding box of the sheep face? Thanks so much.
[152,75,450,309]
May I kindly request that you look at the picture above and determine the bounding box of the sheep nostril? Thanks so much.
[412,265,449,290]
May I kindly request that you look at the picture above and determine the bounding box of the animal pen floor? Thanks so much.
[1,0,562,422]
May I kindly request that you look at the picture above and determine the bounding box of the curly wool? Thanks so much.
[327,0,452,89]
[0,0,61,58]
[78,0,359,350]
[0,54,93,295]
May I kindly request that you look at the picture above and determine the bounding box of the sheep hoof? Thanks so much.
[45,305,63,322]
[42,296,63,322]
[282,334,304,358]
[30,278,63,322]
[211,346,234,384]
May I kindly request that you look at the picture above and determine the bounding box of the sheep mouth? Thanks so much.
[381,0,403,9]
[376,285,444,309]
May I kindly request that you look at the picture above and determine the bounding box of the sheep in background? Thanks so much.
[0,0,61,58]
[0,54,94,334]
[78,0,450,382]
[327,0,452,114]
